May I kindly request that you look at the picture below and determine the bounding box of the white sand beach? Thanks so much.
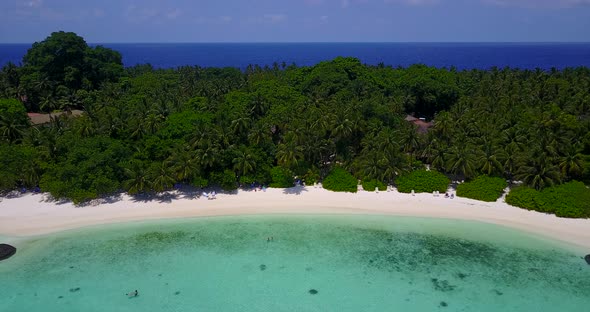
[1,187,589,250]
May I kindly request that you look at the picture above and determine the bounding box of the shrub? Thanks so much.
[323,168,358,193]
[506,181,590,218]
[269,166,294,188]
[362,179,387,192]
[238,175,256,186]
[210,169,237,191]
[303,168,320,185]
[395,170,449,193]
[456,176,507,202]
[191,176,209,188]
[505,187,539,210]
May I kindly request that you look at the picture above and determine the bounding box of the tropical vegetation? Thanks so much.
[506,182,590,218]
[322,168,358,193]
[395,170,450,194]
[456,176,508,202]
[1,31,589,215]
[361,179,387,192]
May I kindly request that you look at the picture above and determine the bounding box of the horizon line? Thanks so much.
[1,41,590,45]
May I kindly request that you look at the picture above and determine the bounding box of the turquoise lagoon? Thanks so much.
[0,214,589,312]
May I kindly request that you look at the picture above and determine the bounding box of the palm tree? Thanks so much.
[376,128,399,156]
[248,124,271,146]
[124,162,151,195]
[250,92,267,118]
[400,124,421,156]
[196,141,219,170]
[215,126,233,149]
[330,113,353,142]
[477,140,505,176]
[34,75,53,95]
[39,94,58,112]
[130,121,146,140]
[432,111,454,142]
[231,116,251,136]
[558,145,583,179]
[361,152,381,181]
[502,144,520,179]
[76,116,94,138]
[276,135,303,168]
[0,114,26,143]
[446,145,477,179]
[421,138,446,171]
[381,152,408,183]
[36,126,60,159]
[166,147,200,182]
[150,162,176,192]
[58,91,82,114]
[144,113,163,135]
[233,147,256,177]
[515,154,561,190]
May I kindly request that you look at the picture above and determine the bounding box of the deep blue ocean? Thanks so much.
[1,43,590,70]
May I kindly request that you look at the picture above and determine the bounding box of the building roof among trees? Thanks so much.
[28,110,84,125]
[405,115,433,133]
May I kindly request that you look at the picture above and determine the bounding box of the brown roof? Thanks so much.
[405,115,418,122]
[405,115,433,134]
[28,110,84,125]
[413,119,433,134]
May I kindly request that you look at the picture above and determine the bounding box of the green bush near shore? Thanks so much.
[362,179,387,192]
[506,181,590,218]
[269,167,294,188]
[323,168,358,193]
[395,170,450,194]
[456,176,507,202]
[210,169,238,191]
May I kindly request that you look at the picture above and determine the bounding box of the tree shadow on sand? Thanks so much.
[130,192,180,203]
[283,186,308,195]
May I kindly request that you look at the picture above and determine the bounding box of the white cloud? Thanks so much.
[93,8,105,18]
[264,14,287,23]
[26,0,42,8]
[247,14,288,25]
[383,0,441,5]
[126,5,158,22]
[166,8,182,19]
[126,5,186,22]
[194,16,233,25]
[484,0,590,8]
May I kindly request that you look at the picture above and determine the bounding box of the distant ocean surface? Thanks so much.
[1,43,590,70]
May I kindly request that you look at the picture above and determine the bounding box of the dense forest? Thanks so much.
[1,32,589,215]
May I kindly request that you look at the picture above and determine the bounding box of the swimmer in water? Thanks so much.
[127,290,138,297]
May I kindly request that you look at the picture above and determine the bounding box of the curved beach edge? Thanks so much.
[1,187,589,250]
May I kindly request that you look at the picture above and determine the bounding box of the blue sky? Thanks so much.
[1,0,589,43]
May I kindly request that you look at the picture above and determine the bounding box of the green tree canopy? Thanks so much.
[20,31,123,111]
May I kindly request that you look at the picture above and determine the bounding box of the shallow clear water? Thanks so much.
[1,215,589,312]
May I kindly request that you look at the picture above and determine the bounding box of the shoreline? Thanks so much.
[1,187,589,251]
